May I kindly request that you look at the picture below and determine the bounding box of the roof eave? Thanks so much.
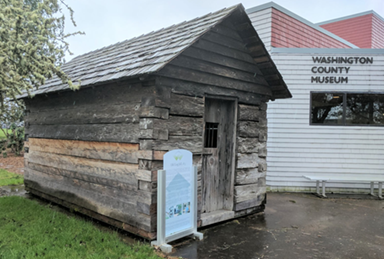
[231,6,292,99]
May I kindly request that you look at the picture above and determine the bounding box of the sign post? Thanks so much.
[151,149,203,253]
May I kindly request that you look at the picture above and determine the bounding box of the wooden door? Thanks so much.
[202,97,236,214]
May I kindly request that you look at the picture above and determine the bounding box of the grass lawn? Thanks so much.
[0,129,11,140]
[0,169,24,186]
[0,196,160,259]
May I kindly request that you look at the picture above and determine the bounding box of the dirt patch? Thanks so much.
[0,150,24,175]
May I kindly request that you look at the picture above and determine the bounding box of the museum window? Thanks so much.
[310,92,384,126]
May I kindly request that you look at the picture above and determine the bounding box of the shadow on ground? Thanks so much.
[171,192,384,259]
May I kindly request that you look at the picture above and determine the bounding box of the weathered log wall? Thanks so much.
[234,103,267,214]
[142,90,205,221]
[24,79,161,239]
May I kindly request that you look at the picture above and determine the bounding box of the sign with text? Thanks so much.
[163,149,193,236]
[151,149,203,253]
[310,56,374,84]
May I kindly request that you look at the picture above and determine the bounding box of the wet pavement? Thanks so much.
[171,192,384,259]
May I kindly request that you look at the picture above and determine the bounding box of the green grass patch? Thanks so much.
[0,169,24,186]
[0,196,160,259]
[0,129,11,140]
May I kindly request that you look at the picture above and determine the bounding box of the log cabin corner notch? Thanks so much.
[20,4,291,239]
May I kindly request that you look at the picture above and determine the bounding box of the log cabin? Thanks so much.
[20,4,291,239]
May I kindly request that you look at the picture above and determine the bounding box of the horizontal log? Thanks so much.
[239,104,260,121]
[210,21,239,38]
[26,151,139,185]
[140,116,203,136]
[26,124,140,143]
[27,162,138,192]
[27,164,155,205]
[137,201,157,216]
[193,38,256,65]
[235,184,266,203]
[25,187,156,240]
[203,30,249,54]
[234,204,265,218]
[182,47,263,76]
[238,121,267,138]
[237,137,263,153]
[138,180,156,193]
[258,117,267,128]
[153,136,203,153]
[200,210,235,226]
[28,138,144,163]
[26,103,141,125]
[26,167,152,207]
[139,106,169,119]
[237,153,266,169]
[25,81,150,112]
[153,151,167,160]
[139,129,169,140]
[157,65,272,97]
[259,132,267,143]
[155,90,204,117]
[139,160,163,171]
[24,176,152,232]
[258,162,267,172]
[170,55,268,86]
[259,145,267,158]
[139,140,153,150]
[259,102,268,111]
[156,77,269,106]
[136,169,151,182]
[235,198,264,211]
[25,170,138,218]
[236,169,266,185]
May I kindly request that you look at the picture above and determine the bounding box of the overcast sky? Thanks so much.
[62,0,384,61]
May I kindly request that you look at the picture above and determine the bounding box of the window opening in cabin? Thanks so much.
[204,122,219,148]
[311,92,384,126]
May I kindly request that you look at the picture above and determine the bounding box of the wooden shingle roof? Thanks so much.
[22,4,291,99]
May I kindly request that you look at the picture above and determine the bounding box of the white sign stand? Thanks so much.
[151,149,203,253]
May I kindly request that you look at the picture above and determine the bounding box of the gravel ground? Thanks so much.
[0,150,24,175]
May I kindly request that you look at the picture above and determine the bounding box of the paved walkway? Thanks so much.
[171,193,384,259]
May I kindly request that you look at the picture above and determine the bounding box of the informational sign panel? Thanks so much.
[151,149,203,253]
[163,149,193,236]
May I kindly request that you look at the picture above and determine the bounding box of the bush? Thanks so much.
[0,99,25,157]
[5,123,24,156]
[0,140,5,150]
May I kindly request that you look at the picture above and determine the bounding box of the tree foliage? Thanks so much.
[0,97,24,156]
[0,0,82,155]
[0,0,82,104]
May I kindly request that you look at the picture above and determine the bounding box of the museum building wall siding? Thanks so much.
[266,50,384,193]
[247,8,273,51]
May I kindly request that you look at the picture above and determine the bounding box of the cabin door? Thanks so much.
[202,97,236,215]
